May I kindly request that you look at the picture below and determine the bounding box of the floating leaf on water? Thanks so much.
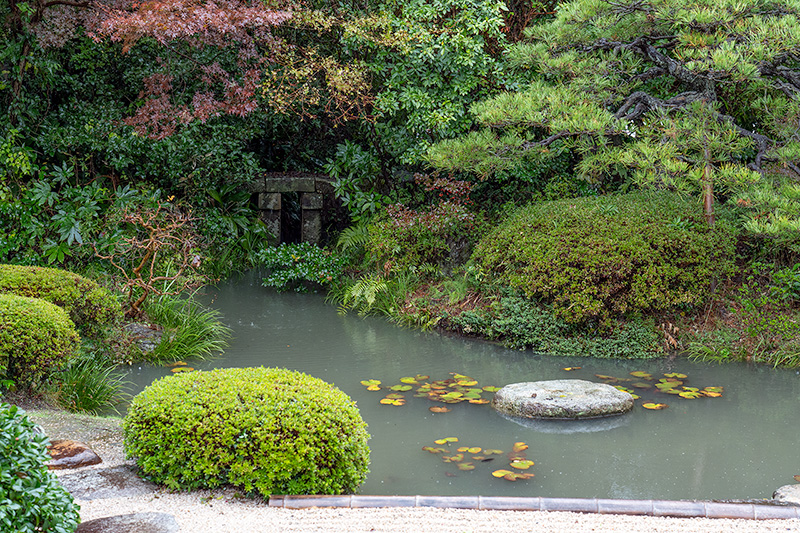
[702,391,722,398]
[166,361,187,367]
[449,453,465,462]
[663,372,688,379]
[390,384,413,391]
[468,399,490,404]
[400,377,420,384]
[385,393,405,399]
[483,449,504,455]
[422,446,446,454]
[703,386,724,393]
[629,371,653,380]
[457,462,475,471]
[464,392,482,399]
[512,442,529,453]
[562,366,581,371]
[595,374,619,382]
[614,386,633,394]
[492,469,514,478]
[493,470,534,481]
[472,456,486,461]
[379,397,405,406]
[430,383,448,390]
[360,379,381,388]
[794,475,800,482]
[682,387,700,392]
[509,459,535,470]
[642,402,668,410]
[631,394,640,400]
[678,391,702,399]
[482,386,501,392]
[441,391,463,400]
[171,367,194,373]
[434,437,459,445]
[632,382,652,389]
[415,374,430,381]
[429,406,451,413]
[414,393,429,398]
[656,381,680,390]
[457,379,478,386]
[451,373,470,380]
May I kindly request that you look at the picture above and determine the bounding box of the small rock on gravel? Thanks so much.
[774,485,800,505]
[47,439,102,470]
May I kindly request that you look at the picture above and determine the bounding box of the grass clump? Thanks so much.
[472,192,738,325]
[124,367,370,497]
[143,294,231,364]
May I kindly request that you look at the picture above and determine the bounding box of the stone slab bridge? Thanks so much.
[248,172,337,245]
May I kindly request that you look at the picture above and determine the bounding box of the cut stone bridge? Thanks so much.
[248,172,337,245]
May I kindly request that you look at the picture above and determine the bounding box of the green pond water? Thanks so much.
[123,272,800,500]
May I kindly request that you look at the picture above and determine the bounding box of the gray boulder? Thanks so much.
[491,379,634,419]
[773,484,800,505]
[77,513,179,533]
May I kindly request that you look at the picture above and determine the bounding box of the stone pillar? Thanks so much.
[258,192,281,244]
[301,193,323,244]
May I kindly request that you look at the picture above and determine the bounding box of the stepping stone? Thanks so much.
[77,513,179,533]
[491,379,634,419]
[59,465,159,500]
[47,439,102,470]
[773,485,800,505]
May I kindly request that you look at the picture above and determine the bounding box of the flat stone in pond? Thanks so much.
[47,439,102,470]
[491,379,634,419]
[77,513,179,533]
[773,484,800,505]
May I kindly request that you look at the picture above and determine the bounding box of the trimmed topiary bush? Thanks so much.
[0,403,80,533]
[0,295,80,388]
[472,192,738,324]
[0,264,122,335]
[124,367,370,497]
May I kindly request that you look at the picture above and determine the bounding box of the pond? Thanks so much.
[123,271,800,500]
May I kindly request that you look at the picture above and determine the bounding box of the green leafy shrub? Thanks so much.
[0,264,122,335]
[0,403,80,533]
[368,202,484,275]
[472,192,738,324]
[452,296,662,359]
[124,367,370,497]
[258,243,347,292]
[0,295,80,388]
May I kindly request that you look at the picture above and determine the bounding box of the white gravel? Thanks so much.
[34,410,799,533]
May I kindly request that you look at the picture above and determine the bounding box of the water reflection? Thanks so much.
[122,271,800,500]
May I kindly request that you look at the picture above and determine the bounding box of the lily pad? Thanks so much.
[509,459,535,470]
[468,398,490,404]
[400,377,420,384]
[629,371,653,380]
[166,361,187,367]
[434,437,459,445]
[457,447,482,454]
[512,442,529,453]
[678,391,702,399]
[422,446,446,453]
[482,386,501,392]
[171,367,194,373]
[794,475,800,482]
[429,406,451,413]
[562,367,582,371]
[457,462,475,471]
[483,449,504,455]
[492,470,534,481]
[642,402,668,410]
[360,379,381,388]
[457,379,478,386]
[379,397,405,406]
[664,372,688,379]
[389,384,413,391]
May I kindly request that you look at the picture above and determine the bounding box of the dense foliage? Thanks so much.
[259,242,347,292]
[124,367,370,497]
[472,192,738,324]
[0,403,80,533]
[0,295,80,388]
[0,264,121,334]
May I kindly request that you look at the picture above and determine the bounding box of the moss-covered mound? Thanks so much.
[0,295,80,387]
[472,192,738,324]
[0,264,121,335]
[124,367,370,497]
[0,403,80,533]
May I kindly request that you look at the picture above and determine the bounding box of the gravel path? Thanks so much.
[29,409,800,533]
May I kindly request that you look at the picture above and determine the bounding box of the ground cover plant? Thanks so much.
[124,367,370,497]
[0,403,80,533]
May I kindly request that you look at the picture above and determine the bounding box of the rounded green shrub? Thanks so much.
[0,403,80,533]
[124,367,370,497]
[0,295,80,388]
[472,192,738,324]
[0,264,122,335]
